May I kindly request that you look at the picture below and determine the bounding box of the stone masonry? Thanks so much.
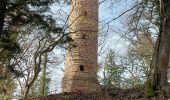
[61,0,100,92]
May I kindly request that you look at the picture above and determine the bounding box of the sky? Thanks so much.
[98,0,134,55]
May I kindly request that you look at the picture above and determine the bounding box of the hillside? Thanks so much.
[22,87,169,100]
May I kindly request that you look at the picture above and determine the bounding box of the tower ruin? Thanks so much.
[61,0,100,92]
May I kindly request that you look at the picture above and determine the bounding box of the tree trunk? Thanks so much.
[0,0,7,36]
[42,53,48,96]
[24,70,40,98]
[24,55,42,98]
[150,0,170,97]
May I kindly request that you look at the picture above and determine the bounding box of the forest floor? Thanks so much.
[23,88,169,100]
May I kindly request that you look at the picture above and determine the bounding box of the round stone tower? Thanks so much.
[61,0,100,92]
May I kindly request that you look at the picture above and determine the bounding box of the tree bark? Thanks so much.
[0,0,7,36]
[150,0,170,96]
[42,53,48,96]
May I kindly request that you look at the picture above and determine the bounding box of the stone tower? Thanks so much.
[61,0,100,92]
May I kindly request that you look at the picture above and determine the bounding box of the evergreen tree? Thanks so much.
[0,0,66,98]
[0,0,63,76]
[102,49,123,88]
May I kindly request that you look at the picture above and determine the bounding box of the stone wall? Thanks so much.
[61,0,100,92]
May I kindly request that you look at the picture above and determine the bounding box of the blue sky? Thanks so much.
[98,0,135,56]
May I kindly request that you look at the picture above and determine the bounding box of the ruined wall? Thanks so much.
[61,0,100,92]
